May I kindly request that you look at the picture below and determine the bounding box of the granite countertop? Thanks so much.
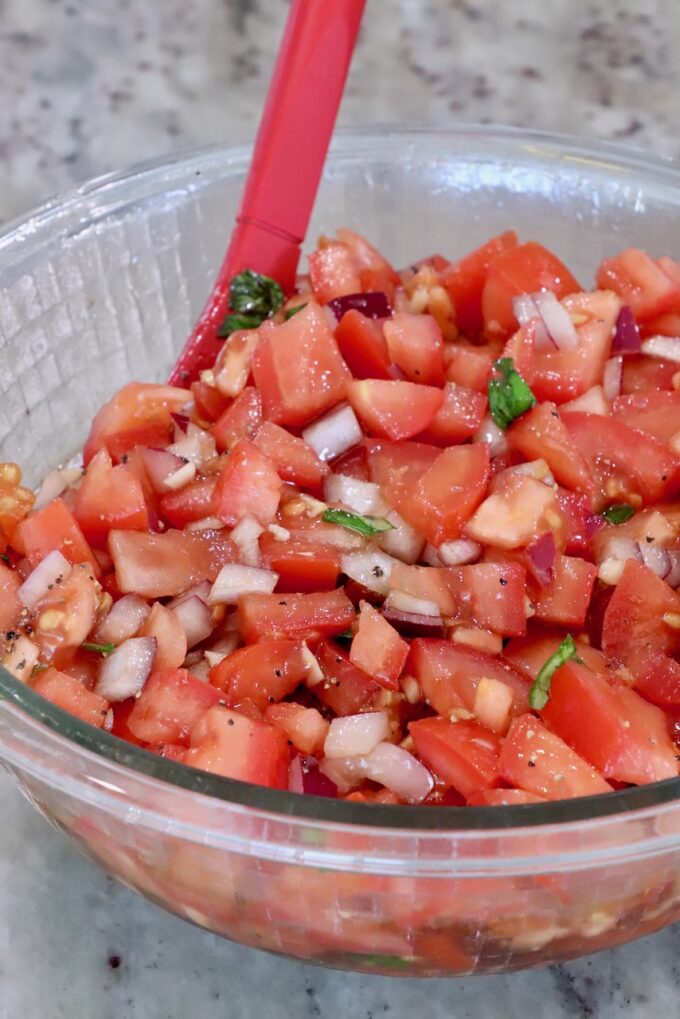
[2,1,680,1015]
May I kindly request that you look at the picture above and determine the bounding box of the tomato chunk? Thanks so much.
[314,640,381,716]
[31,667,109,728]
[209,639,308,711]
[259,533,341,593]
[596,247,680,322]
[601,559,680,663]
[500,714,611,800]
[346,379,443,441]
[238,589,355,643]
[399,444,490,545]
[455,561,528,636]
[531,555,597,628]
[0,561,22,633]
[83,383,189,464]
[214,439,282,527]
[308,241,361,303]
[15,498,99,574]
[409,717,501,797]
[184,706,289,788]
[109,528,237,598]
[383,312,444,386]
[334,310,392,380]
[74,449,149,548]
[507,402,593,493]
[158,478,218,528]
[253,421,328,492]
[418,383,487,445]
[127,668,221,745]
[612,391,680,447]
[349,602,409,690]
[439,230,518,337]
[210,387,262,453]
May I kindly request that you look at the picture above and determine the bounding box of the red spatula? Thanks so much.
[169,0,366,385]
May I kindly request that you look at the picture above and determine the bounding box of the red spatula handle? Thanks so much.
[169,0,366,385]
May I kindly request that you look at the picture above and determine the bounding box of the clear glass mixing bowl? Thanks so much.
[1,127,680,976]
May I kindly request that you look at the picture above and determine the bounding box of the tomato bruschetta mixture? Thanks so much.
[1,230,679,807]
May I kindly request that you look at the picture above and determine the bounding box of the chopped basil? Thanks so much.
[488,357,537,429]
[322,508,394,537]
[0,553,9,564]
[217,269,285,338]
[602,503,635,525]
[284,303,307,320]
[336,628,354,641]
[81,641,116,656]
[529,634,583,710]
[329,952,413,971]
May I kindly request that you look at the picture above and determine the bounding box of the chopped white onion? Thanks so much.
[214,332,259,397]
[2,634,39,680]
[640,336,680,364]
[141,447,185,492]
[422,543,443,566]
[513,293,551,348]
[532,291,579,351]
[602,356,623,401]
[208,564,279,604]
[638,541,680,588]
[33,466,81,510]
[302,403,363,462]
[168,423,217,467]
[230,515,264,567]
[437,538,482,566]
[323,712,390,759]
[323,474,387,516]
[561,385,609,415]
[171,595,214,648]
[509,458,555,487]
[203,633,240,669]
[18,550,71,611]
[340,549,398,595]
[162,460,197,491]
[185,516,226,532]
[377,510,425,565]
[95,636,157,702]
[473,414,508,457]
[318,754,367,793]
[94,594,150,645]
[267,523,290,541]
[362,741,434,803]
[301,641,324,686]
[385,590,441,619]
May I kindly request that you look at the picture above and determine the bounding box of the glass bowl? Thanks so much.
[1,126,680,977]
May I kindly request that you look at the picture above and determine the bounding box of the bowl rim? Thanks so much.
[2,122,680,832]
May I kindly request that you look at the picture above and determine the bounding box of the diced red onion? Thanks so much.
[208,564,278,604]
[377,510,424,564]
[18,550,71,611]
[612,306,641,354]
[362,742,434,804]
[324,712,390,759]
[95,636,157,702]
[140,447,185,492]
[640,336,680,364]
[514,291,578,351]
[597,537,641,585]
[95,594,150,645]
[33,466,81,511]
[230,515,264,567]
[562,385,609,415]
[513,294,551,348]
[170,412,190,434]
[323,474,387,516]
[382,598,444,638]
[302,403,363,462]
[340,549,397,595]
[638,541,680,588]
[171,595,214,648]
[167,581,212,609]
[526,532,557,587]
[289,754,338,798]
[327,291,392,321]
[602,356,623,401]
[474,414,508,457]
[438,538,482,566]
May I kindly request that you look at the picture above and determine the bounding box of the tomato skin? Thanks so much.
[127,668,222,746]
[335,228,400,298]
[530,554,597,628]
[349,602,409,690]
[346,379,443,441]
[400,444,490,546]
[83,382,189,465]
[507,402,593,493]
[439,231,518,337]
[612,391,680,446]
[259,533,341,593]
[499,714,612,800]
[109,528,238,598]
[308,241,361,303]
[184,706,289,788]
[596,247,680,322]
[190,380,230,424]
[554,488,603,557]
[601,559,680,664]
[31,667,109,728]
[621,354,678,393]
[334,310,392,380]
[314,640,381,716]
[629,649,680,710]
[252,304,351,428]
[482,241,580,340]
[455,561,528,637]
[15,498,99,575]
[383,312,445,386]
[445,342,495,392]
[211,387,262,453]
[409,717,502,797]
[253,421,328,493]
[541,661,679,785]
[0,561,22,633]
[367,440,439,509]
[209,639,308,710]
[418,382,487,445]
[238,589,355,643]
[158,478,218,528]
[214,439,282,527]
[73,449,149,548]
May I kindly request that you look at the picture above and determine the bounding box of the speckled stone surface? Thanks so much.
[2,1,680,1015]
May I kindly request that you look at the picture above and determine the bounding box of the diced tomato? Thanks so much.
[31,667,109,728]
[336,228,400,298]
[158,478,218,528]
[554,488,603,557]
[349,602,409,690]
[482,241,580,340]
[640,309,680,339]
[563,411,680,508]
[334,310,392,380]
[332,442,370,481]
[109,528,237,598]
[14,498,99,574]
[259,532,341,593]
[265,702,328,756]
[596,247,680,322]
[388,563,457,615]
[238,589,355,643]
[601,559,680,664]
[308,241,361,304]
[33,566,99,663]
[346,379,443,441]
[214,439,282,527]
[504,631,612,683]
[445,342,495,392]
[409,717,501,797]
[439,231,518,337]
[500,714,611,800]
[621,354,679,394]
[110,697,146,746]
[418,382,487,445]
[253,421,328,493]
[530,554,596,628]
[127,668,221,745]
[0,561,21,633]
[83,382,189,465]
[383,312,445,386]
[612,391,680,446]
[210,387,262,453]
[465,472,559,551]
[190,380,230,424]
[141,602,187,672]
[73,449,148,548]
[467,787,547,806]
[507,402,593,493]
[314,640,381,716]
[209,639,308,711]
[628,648,680,710]
[455,561,528,636]
[407,639,529,718]
[541,661,679,785]
[251,304,351,428]
[367,440,440,508]
[184,706,289,788]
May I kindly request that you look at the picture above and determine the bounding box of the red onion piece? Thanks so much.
[94,594,151,645]
[584,511,606,541]
[382,603,444,638]
[95,636,157,701]
[637,541,680,587]
[170,412,190,433]
[327,291,392,321]
[612,306,641,354]
[171,595,214,648]
[602,356,623,401]
[324,712,390,759]
[18,550,72,611]
[526,532,557,587]
[289,754,338,798]
[362,742,434,804]
[302,403,363,462]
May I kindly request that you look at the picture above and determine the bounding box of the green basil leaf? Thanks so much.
[488,357,537,429]
[602,503,635,525]
[216,312,263,339]
[322,508,394,537]
[81,641,116,656]
[229,269,284,318]
[284,303,307,320]
[529,634,583,710]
